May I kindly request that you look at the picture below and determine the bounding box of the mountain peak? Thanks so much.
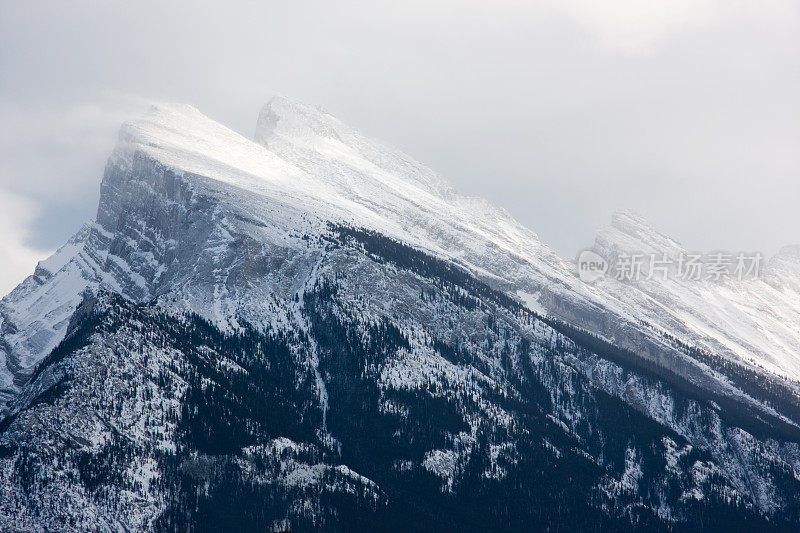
[254,96,456,200]
[113,99,304,198]
[775,244,800,261]
[594,210,684,258]
[255,96,342,146]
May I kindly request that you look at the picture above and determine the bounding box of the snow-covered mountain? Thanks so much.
[587,211,800,380]
[1,98,799,531]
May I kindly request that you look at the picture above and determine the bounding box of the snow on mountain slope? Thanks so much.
[0,98,581,405]
[251,97,800,392]
[116,99,560,283]
[587,211,800,380]
[1,96,798,415]
[253,97,563,280]
[0,224,119,403]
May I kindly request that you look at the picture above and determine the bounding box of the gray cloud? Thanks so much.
[1,1,798,293]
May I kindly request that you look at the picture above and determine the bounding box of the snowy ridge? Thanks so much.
[1,96,799,409]
[589,211,800,380]
[0,223,118,399]
[0,98,576,403]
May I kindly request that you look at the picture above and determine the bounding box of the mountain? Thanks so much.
[1,97,799,531]
[589,211,800,380]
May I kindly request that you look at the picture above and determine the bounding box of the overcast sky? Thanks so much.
[1,0,798,296]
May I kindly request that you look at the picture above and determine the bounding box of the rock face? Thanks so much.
[1,98,800,531]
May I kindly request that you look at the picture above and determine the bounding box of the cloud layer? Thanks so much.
[0,190,49,297]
